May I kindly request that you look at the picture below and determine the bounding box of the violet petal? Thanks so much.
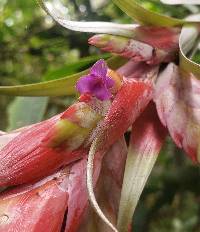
[104,75,115,89]
[76,59,114,101]
[94,85,112,101]
[76,75,94,94]
[90,59,107,78]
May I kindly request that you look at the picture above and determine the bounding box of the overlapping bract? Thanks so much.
[0,169,69,232]
[117,103,167,231]
[154,63,200,163]
[89,26,180,65]
[0,62,154,231]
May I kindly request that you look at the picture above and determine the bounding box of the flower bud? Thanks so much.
[89,26,180,65]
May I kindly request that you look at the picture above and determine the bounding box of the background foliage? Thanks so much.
[1,1,200,231]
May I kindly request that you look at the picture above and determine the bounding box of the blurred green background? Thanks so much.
[1,0,200,231]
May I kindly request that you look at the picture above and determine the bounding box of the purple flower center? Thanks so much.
[76,59,114,101]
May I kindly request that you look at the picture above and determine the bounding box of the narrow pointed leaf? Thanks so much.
[0,71,84,97]
[112,0,182,26]
[0,56,125,96]
[117,103,167,232]
[112,0,200,26]
[37,0,136,37]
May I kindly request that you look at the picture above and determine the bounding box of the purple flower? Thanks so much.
[76,59,114,101]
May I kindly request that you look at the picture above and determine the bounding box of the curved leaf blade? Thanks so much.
[0,72,81,96]
[179,15,200,76]
[37,0,136,37]
[112,0,200,26]
[0,56,126,96]
[112,0,183,26]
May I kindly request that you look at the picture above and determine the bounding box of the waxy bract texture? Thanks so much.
[0,169,69,232]
[99,79,153,149]
[154,63,200,163]
[0,98,105,187]
[0,113,85,187]
[89,26,180,65]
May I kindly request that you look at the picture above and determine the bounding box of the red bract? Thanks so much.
[0,67,154,231]
[0,99,106,187]
[0,137,127,232]
[0,113,84,187]
[131,102,167,153]
[0,131,20,150]
[0,169,69,232]
[99,79,152,149]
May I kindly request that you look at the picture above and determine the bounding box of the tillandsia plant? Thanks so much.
[1,0,200,232]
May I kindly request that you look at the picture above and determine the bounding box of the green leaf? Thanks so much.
[112,0,199,26]
[0,56,126,96]
[37,0,135,37]
[179,15,200,76]
[7,97,48,130]
[43,54,110,81]
[0,72,81,96]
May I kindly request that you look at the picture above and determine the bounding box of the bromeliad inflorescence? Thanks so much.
[1,0,200,232]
